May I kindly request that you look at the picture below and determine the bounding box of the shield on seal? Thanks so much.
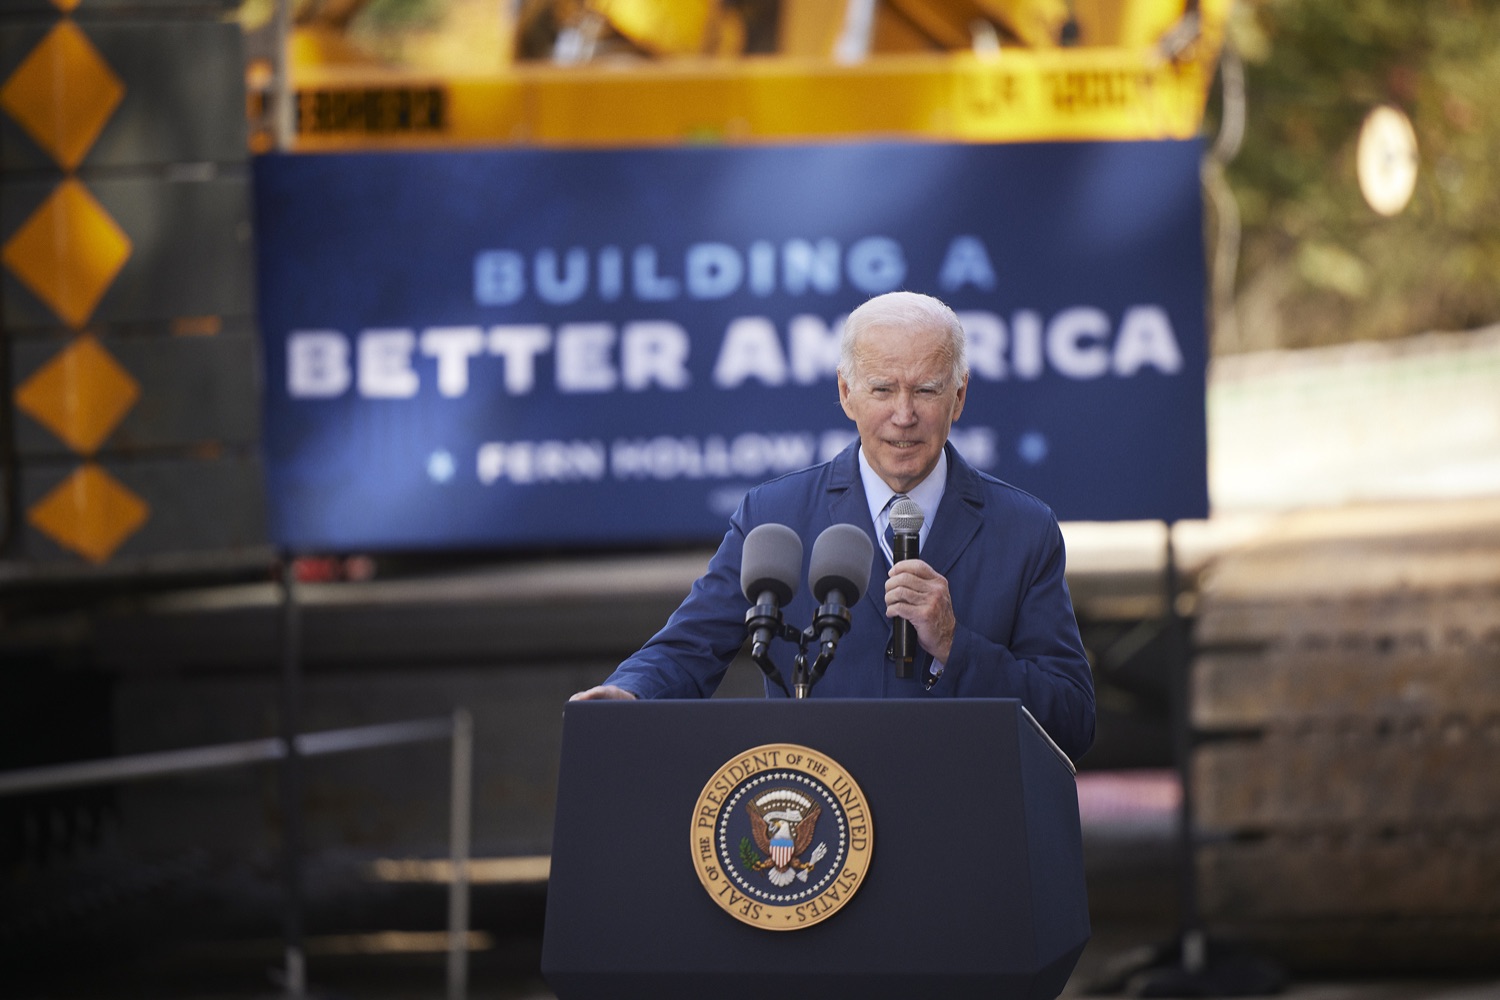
[770,831,794,869]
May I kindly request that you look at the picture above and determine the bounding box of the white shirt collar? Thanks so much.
[857,446,947,555]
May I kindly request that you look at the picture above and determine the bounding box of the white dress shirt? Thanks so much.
[855,446,949,684]
[857,446,947,565]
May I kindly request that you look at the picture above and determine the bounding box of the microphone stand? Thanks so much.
[744,595,794,698]
[745,597,851,700]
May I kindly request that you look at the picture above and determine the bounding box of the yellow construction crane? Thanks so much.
[244,0,1228,150]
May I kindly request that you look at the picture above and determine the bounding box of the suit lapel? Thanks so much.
[922,445,986,578]
[903,448,986,675]
[826,443,988,630]
[824,444,884,616]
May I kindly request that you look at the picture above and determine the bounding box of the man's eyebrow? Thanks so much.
[859,374,948,391]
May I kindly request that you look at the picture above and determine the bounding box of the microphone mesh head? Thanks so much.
[740,523,802,605]
[810,523,874,604]
[889,497,924,534]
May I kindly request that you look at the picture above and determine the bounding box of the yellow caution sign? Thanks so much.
[2,178,132,329]
[27,463,149,564]
[14,333,140,456]
[0,19,123,170]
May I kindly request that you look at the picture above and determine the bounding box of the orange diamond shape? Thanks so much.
[3,178,132,328]
[0,19,123,169]
[28,462,149,564]
[14,333,140,455]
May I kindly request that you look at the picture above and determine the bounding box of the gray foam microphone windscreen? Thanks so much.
[740,523,803,605]
[810,523,874,604]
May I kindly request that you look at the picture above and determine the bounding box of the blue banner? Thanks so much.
[254,140,1207,552]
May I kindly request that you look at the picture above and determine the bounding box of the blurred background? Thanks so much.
[2,1,1498,997]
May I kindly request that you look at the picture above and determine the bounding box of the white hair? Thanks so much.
[837,291,968,386]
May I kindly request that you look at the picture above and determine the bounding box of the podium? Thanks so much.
[542,699,1089,1000]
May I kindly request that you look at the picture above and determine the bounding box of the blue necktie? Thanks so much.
[883,494,908,563]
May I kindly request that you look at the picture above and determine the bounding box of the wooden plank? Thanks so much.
[1202,544,1500,602]
[1195,589,1500,648]
[1192,729,1500,830]
[1192,500,1500,648]
[1192,644,1500,729]
[1198,835,1500,919]
[1197,500,1500,595]
[1205,916,1500,973]
[1187,503,1500,952]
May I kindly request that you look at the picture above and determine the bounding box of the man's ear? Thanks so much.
[837,373,854,418]
[950,373,969,422]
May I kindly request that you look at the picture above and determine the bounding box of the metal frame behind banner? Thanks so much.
[0,697,475,1000]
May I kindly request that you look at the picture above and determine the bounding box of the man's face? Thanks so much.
[837,321,968,494]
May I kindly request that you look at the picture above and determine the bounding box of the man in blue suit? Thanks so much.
[572,291,1095,760]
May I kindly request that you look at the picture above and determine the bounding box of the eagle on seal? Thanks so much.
[747,788,828,887]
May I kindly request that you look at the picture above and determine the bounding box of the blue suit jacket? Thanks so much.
[604,441,1096,760]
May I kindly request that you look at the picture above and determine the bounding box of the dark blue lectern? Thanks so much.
[542,699,1088,1000]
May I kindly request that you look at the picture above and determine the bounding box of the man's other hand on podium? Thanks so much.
[570,685,639,701]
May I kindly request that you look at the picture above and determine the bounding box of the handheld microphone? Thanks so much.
[888,496,924,678]
[740,523,802,662]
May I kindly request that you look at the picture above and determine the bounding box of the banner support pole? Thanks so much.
[277,555,307,998]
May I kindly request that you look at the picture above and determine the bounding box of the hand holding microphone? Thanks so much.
[886,498,957,671]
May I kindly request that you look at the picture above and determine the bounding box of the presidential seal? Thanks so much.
[691,743,872,930]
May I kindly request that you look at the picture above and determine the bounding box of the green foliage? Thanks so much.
[1211,0,1500,350]
[739,837,761,868]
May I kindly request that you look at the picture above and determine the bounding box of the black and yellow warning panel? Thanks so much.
[1,0,265,569]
